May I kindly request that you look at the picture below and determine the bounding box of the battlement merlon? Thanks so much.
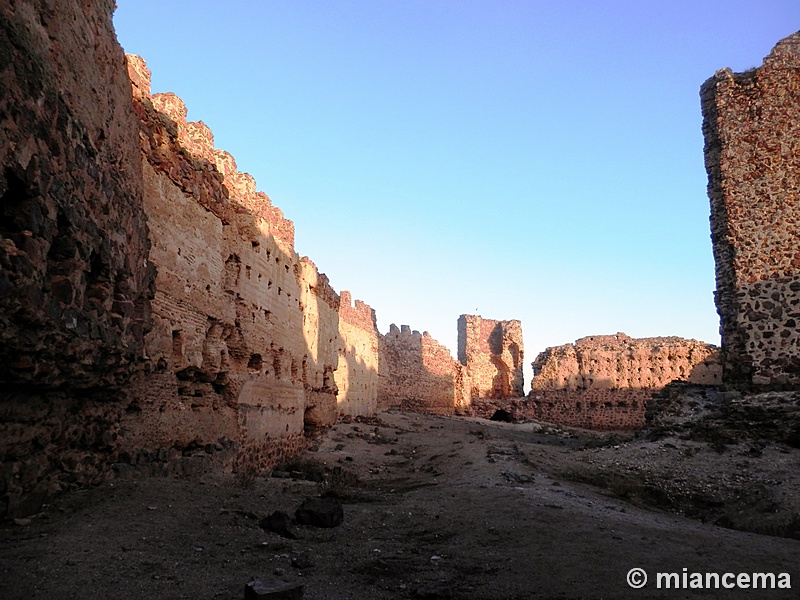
[125,54,295,250]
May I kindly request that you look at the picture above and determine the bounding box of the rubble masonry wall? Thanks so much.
[702,32,800,388]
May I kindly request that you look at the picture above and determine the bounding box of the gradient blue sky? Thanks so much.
[114,2,799,388]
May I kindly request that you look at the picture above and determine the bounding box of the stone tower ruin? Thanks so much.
[702,32,800,388]
[457,315,524,399]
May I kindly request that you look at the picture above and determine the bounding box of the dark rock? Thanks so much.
[244,579,303,600]
[295,497,343,528]
[490,409,514,423]
[291,552,315,569]
[260,511,301,539]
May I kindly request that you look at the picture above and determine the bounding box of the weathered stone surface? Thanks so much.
[0,0,153,390]
[0,0,155,518]
[458,315,524,399]
[531,333,720,391]
[702,32,800,388]
[377,325,470,415]
[120,55,385,475]
[0,4,383,516]
[334,291,380,418]
[477,333,721,430]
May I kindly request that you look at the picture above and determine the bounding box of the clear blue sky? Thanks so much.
[114,1,799,389]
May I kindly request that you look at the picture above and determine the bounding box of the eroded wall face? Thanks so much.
[0,19,382,517]
[471,390,650,431]
[458,315,524,399]
[125,61,383,470]
[378,326,468,415]
[336,292,380,417]
[531,334,721,391]
[702,33,800,387]
[521,333,720,430]
[0,1,152,389]
[0,1,154,518]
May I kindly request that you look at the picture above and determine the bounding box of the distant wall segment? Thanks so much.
[473,333,721,430]
[458,315,525,398]
[377,325,470,415]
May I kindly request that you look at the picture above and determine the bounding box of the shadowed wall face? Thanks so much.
[0,1,155,519]
[702,32,800,388]
[377,325,470,415]
[0,1,153,390]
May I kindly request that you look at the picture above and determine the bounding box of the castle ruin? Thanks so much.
[458,315,524,399]
[702,32,800,388]
[471,333,720,430]
[0,1,528,517]
[2,1,797,518]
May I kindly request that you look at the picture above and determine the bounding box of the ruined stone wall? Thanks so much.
[335,291,380,417]
[122,59,318,473]
[0,1,153,390]
[0,9,382,517]
[701,32,800,388]
[520,333,720,430]
[471,390,650,431]
[124,56,384,470]
[457,315,524,398]
[531,333,721,391]
[378,325,470,415]
[0,1,155,518]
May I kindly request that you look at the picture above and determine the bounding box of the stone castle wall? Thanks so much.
[702,32,800,388]
[377,325,471,415]
[0,0,493,516]
[12,0,796,518]
[470,389,651,431]
[124,56,383,472]
[0,0,387,519]
[458,315,524,398]
[0,0,156,519]
[0,0,153,391]
[531,333,721,391]
[508,333,720,430]
[335,291,381,417]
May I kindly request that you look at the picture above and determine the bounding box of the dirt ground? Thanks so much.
[1,403,799,599]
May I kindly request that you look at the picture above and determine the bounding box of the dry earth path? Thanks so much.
[1,410,798,599]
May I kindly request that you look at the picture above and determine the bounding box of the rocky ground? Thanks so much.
[1,388,799,599]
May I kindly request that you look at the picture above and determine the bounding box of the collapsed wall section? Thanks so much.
[378,325,470,415]
[702,32,800,388]
[480,333,720,430]
[458,315,524,398]
[531,333,721,391]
